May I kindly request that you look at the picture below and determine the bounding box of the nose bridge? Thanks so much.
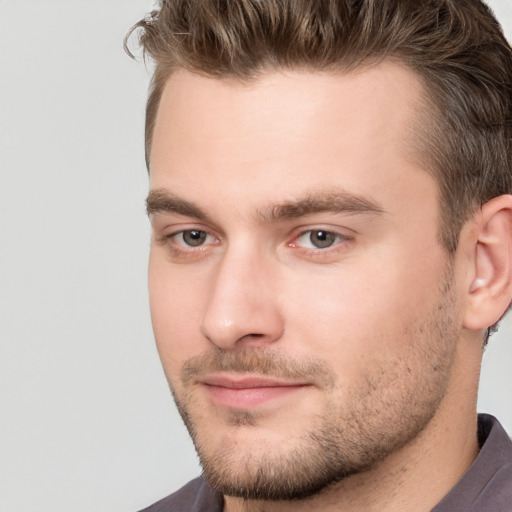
[200,241,283,349]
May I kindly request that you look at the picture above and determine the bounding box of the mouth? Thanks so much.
[200,374,311,409]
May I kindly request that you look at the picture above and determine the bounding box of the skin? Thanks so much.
[147,63,512,511]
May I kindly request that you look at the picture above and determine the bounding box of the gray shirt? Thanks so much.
[139,414,512,512]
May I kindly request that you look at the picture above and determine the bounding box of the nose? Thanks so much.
[200,246,284,350]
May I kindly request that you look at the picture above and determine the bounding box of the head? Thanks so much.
[126,0,512,504]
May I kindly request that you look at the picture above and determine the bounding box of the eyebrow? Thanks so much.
[146,188,385,222]
[258,190,385,223]
[146,189,208,219]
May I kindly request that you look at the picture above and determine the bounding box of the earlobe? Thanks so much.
[463,195,512,331]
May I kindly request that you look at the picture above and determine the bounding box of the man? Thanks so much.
[127,1,512,510]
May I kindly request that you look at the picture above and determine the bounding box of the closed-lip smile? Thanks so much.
[199,374,310,408]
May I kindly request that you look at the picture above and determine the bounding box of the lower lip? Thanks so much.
[204,384,307,408]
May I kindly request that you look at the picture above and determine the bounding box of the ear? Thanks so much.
[463,194,512,331]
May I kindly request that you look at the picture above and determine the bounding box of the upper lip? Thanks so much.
[200,374,309,389]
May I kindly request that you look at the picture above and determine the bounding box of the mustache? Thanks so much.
[181,348,335,389]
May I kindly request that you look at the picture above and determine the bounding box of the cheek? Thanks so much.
[279,253,445,369]
[148,254,209,373]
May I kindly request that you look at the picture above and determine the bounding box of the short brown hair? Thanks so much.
[125,0,512,254]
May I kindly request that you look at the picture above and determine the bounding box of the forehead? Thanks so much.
[150,63,431,210]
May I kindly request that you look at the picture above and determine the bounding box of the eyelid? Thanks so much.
[150,211,223,235]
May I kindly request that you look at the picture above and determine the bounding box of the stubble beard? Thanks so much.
[168,275,459,501]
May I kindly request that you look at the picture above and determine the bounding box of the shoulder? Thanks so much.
[433,414,512,512]
[137,476,223,512]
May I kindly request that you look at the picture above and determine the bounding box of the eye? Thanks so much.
[178,229,210,247]
[294,230,346,249]
[156,226,219,259]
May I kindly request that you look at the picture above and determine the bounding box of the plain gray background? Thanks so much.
[1,1,511,511]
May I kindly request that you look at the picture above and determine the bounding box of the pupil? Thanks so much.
[184,230,206,246]
[311,230,335,248]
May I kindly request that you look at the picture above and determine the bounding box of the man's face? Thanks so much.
[148,64,463,499]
